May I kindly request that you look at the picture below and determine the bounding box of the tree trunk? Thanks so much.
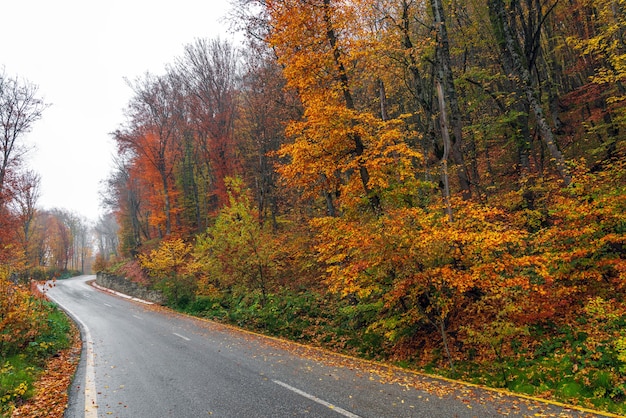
[436,80,454,223]
[431,0,472,198]
[488,0,572,186]
[323,0,381,214]
[321,174,337,217]
[379,79,389,121]
[160,168,172,236]
[439,318,455,373]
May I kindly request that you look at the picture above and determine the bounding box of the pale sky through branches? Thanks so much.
[0,0,234,220]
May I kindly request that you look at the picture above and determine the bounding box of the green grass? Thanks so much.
[0,356,36,408]
[450,324,626,415]
[0,302,73,417]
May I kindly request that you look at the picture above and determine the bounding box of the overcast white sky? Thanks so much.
[1,0,235,221]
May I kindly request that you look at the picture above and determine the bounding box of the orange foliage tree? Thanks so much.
[114,74,186,237]
[265,0,423,216]
[175,38,240,215]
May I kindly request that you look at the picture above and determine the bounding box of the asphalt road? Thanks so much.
[46,275,605,418]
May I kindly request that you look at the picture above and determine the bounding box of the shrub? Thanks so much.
[0,269,48,358]
[0,300,72,415]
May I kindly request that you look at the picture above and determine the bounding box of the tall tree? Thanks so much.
[115,73,185,236]
[431,0,472,198]
[566,0,625,163]
[0,70,48,203]
[174,38,240,213]
[261,0,421,216]
[238,41,301,226]
[488,0,572,185]
[101,155,151,254]
[9,170,40,260]
[0,71,47,265]
[94,212,120,263]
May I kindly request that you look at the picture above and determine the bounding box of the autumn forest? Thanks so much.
[2,0,626,413]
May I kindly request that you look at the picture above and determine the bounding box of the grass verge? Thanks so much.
[180,288,626,416]
[1,302,78,417]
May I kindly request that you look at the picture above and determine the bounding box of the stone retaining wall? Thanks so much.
[95,272,166,305]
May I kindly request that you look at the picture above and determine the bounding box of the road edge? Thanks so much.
[46,279,99,418]
[88,280,622,418]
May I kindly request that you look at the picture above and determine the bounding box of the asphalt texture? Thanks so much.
[46,275,607,418]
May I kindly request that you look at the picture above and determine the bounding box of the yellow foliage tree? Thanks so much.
[139,238,198,306]
[194,177,280,304]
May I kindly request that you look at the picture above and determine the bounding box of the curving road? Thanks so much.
[46,275,605,418]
